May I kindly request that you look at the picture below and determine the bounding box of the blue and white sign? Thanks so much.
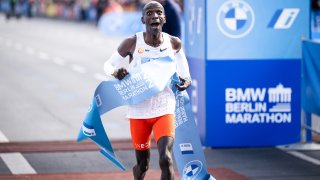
[184,0,310,147]
[180,143,194,154]
[205,60,301,146]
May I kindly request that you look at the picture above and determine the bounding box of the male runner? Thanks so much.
[103,1,191,179]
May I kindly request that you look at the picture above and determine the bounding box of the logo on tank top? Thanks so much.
[160,47,168,52]
[138,48,144,54]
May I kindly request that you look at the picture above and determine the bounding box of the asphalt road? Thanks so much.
[0,14,320,180]
[0,14,130,142]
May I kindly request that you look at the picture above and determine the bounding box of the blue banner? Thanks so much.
[173,90,212,179]
[302,40,320,115]
[77,57,215,179]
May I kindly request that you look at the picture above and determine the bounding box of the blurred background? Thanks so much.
[0,0,183,22]
[0,0,320,179]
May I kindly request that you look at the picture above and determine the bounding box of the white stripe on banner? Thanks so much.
[0,153,37,174]
[287,151,320,166]
[0,130,9,142]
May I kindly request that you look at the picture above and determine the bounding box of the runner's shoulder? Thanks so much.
[118,35,137,57]
[168,35,181,52]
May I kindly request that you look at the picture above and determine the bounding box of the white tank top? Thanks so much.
[126,32,176,119]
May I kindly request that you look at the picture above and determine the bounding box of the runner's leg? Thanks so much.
[130,118,154,180]
[133,149,150,180]
[153,114,175,180]
[157,136,175,180]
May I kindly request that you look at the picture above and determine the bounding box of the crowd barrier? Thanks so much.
[302,40,320,142]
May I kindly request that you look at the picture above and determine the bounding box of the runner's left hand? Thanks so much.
[175,76,191,91]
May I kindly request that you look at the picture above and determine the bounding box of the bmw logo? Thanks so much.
[183,160,203,180]
[216,0,255,38]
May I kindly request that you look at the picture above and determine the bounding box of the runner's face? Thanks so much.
[142,5,166,35]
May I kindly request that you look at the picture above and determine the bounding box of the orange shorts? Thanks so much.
[130,114,175,150]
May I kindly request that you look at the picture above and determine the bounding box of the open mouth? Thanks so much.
[151,22,160,28]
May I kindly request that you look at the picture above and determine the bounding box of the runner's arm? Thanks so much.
[170,36,192,91]
[103,35,136,80]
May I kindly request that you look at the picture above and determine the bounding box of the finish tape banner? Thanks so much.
[77,57,214,179]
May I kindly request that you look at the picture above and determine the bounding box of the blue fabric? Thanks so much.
[302,40,320,115]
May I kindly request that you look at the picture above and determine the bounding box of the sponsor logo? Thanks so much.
[134,142,150,149]
[225,83,292,124]
[183,160,202,180]
[216,0,255,38]
[268,8,300,29]
[180,143,194,154]
[138,48,144,54]
[160,47,167,52]
[268,84,291,112]
[82,122,96,136]
[95,94,102,107]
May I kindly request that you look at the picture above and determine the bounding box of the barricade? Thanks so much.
[301,40,320,144]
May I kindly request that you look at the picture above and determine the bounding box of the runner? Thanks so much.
[103,1,191,179]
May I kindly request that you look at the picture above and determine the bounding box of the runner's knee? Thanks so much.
[137,162,149,172]
[159,153,173,168]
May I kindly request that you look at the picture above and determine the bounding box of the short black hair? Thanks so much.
[142,1,165,15]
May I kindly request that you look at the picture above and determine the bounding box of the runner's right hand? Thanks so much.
[113,68,128,80]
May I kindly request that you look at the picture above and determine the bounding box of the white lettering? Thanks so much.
[226,113,291,124]
[226,88,236,102]
[251,88,266,101]
[225,102,267,113]
[225,88,266,102]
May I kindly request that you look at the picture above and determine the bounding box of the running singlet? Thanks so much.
[126,32,176,119]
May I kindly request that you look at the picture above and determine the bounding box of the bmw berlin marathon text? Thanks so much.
[225,84,292,124]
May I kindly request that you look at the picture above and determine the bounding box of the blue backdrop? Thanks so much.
[185,0,310,147]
